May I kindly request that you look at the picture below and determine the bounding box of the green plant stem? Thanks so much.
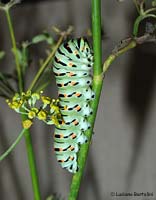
[28,35,64,91]
[68,0,103,199]
[5,8,23,93]
[103,40,136,73]
[0,82,12,97]
[140,2,145,15]
[132,0,140,14]
[21,115,41,200]
[0,129,26,161]
[145,8,156,14]
[0,73,16,93]
[103,32,153,73]
[0,80,14,94]
[133,14,156,36]
[5,7,41,200]
[35,81,51,93]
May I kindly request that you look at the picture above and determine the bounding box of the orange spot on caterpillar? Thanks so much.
[64,94,68,98]
[59,120,65,125]
[73,120,79,125]
[70,81,76,86]
[81,46,85,51]
[56,57,60,62]
[70,156,74,161]
[74,50,78,55]
[71,133,77,139]
[70,146,75,151]
[68,62,73,67]
[62,121,65,125]
[75,92,81,97]
[68,72,75,77]
[61,83,64,87]
[54,147,63,152]
[75,105,81,111]
[55,134,64,138]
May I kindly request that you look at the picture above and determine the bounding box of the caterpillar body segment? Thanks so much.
[58,87,95,101]
[59,101,93,116]
[55,76,92,89]
[53,67,90,78]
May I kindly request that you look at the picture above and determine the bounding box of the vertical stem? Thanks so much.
[91,0,103,122]
[5,8,23,93]
[68,0,103,199]
[5,8,41,200]
[92,0,102,76]
[22,115,41,200]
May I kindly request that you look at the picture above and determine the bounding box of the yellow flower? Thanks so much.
[41,96,51,105]
[32,93,40,100]
[25,90,31,97]
[7,100,21,110]
[31,107,39,113]
[22,119,33,129]
[51,115,60,126]
[37,110,47,120]
[28,111,36,119]
[12,101,20,109]
[28,107,39,119]
[50,104,60,114]
[12,93,20,101]
[28,92,40,106]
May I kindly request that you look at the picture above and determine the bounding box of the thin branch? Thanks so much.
[145,8,156,14]
[0,129,26,161]
[132,0,140,14]
[103,33,155,74]
[5,8,23,93]
[133,14,156,36]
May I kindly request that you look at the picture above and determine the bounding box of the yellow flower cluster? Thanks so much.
[6,91,62,129]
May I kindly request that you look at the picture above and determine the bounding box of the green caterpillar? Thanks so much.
[53,38,94,173]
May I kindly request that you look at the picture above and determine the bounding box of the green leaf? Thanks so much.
[15,42,31,76]
[21,43,30,74]
[0,51,5,60]
[32,34,47,44]
[16,48,23,64]
[32,32,54,45]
